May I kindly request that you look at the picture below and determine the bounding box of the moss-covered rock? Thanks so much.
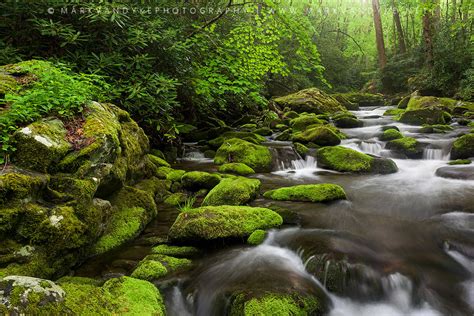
[294,142,309,157]
[338,92,384,107]
[289,114,325,131]
[399,108,452,125]
[166,169,186,182]
[264,184,346,203]
[168,206,282,242]
[0,72,18,96]
[292,125,343,146]
[218,163,255,175]
[316,146,398,174]
[379,128,403,141]
[147,154,170,168]
[332,112,363,128]
[202,177,261,206]
[229,292,321,316]
[386,137,424,158]
[448,159,472,165]
[0,172,47,206]
[406,96,457,112]
[214,138,273,172]
[12,118,71,172]
[130,254,192,281]
[208,131,266,148]
[164,192,188,206]
[275,129,292,141]
[419,124,453,133]
[383,108,405,117]
[204,149,216,158]
[330,93,359,110]
[450,134,474,159]
[274,88,346,114]
[397,95,410,109]
[151,244,200,257]
[254,127,273,136]
[181,171,221,191]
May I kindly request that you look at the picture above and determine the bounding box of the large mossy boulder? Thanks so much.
[399,108,451,125]
[264,184,346,203]
[214,138,273,172]
[168,206,282,242]
[12,119,72,172]
[0,275,166,315]
[386,137,424,158]
[289,114,325,131]
[229,292,321,316]
[330,93,359,110]
[202,177,261,206]
[332,112,363,128]
[316,146,398,174]
[405,96,457,112]
[292,125,343,146]
[450,134,474,159]
[273,88,345,114]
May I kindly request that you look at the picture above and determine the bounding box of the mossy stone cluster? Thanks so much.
[264,184,346,203]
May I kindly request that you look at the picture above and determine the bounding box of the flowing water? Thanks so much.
[76,105,474,315]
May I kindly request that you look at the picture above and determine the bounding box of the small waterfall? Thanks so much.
[269,145,301,170]
[181,143,207,161]
[288,155,318,170]
[166,286,193,316]
[360,141,383,156]
[423,148,449,160]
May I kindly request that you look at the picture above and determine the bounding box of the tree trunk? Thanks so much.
[451,0,457,22]
[392,0,407,54]
[421,0,434,67]
[371,0,387,69]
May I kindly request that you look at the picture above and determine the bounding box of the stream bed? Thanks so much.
[75,105,474,315]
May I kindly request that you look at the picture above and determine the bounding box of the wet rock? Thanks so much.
[332,112,363,128]
[214,138,273,173]
[181,171,221,191]
[274,88,346,114]
[130,254,192,281]
[399,108,451,125]
[379,128,403,141]
[386,137,424,158]
[275,129,292,141]
[290,114,325,131]
[263,184,346,203]
[168,206,282,242]
[218,163,255,175]
[435,165,474,180]
[419,124,453,133]
[247,230,267,245]
[331,93,359,110]
[151,244,200,257]
[292,125,343,146]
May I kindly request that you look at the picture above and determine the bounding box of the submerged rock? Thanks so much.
[316,146,398,174]
[168,206,282,242]
[435,165,474,180]
[214,138,273,172]
[274,88,345,114]
[202,177,261,206]
[264,184,346,203]
[450,133,474,159]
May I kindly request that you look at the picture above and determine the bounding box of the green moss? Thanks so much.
[292,125,343,146]
[254,127,273,136]
[451,134,474,159]
[419,124,453,133]
[247,230,266,245]
[274,88,346,114]
[164,192,188,206]
[399,108,451,125]
[294,143,309,156]
[240,123,257,130]
[0,172,46,205]
[275,124,288,131]
[11,118,72,172]
[202,177,261,206]
[264,184,346,203]
[386,137,423,157]
[147,154,170,167]
[166,169,186,182]
[103,276,165,315]
[275,129,292,141]
[397,95,410,109]
[289,114,324,131]
[330,93,359,110]
[131,254,192,281]
[0,72,18,95]
[448,159,472,165]
[317,146,370,172]
[332,112,363,128]
[218,163,255,175]
[230,292,320,316]
[406,96,457,112]
[214,138,273,172]
[91,207,146,255]
[383,108,405,117]
[283,111,299,119]
[169,206,282,242]
[151,244,200,257]
[204,149,216,158]
[181,171,221,190]
[208,131,266,148]
[379,129,403,141]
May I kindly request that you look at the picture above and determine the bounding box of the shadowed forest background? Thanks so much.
[0,0,472,154]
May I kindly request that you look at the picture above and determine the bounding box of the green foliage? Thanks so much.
[0,60,108,160]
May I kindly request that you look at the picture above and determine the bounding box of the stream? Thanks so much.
[76,105,474,315]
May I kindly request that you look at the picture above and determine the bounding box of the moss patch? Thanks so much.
[264,184,346,203]
[214,138,273,172]
[379,129,403,141]
[386,137,424,157]
[202,177,261,206]
[218,163,255,175]
[292,125,343,146]
[247,230,266,245]
[274,88,345,114]
[131,254,192,281]
[181,171,221,190]
[151,244,200,257]
[168,206,282,242]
